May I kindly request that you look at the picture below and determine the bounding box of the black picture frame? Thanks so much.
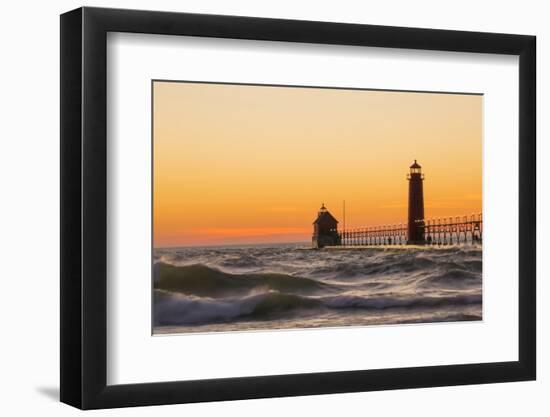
[60,6,536,410]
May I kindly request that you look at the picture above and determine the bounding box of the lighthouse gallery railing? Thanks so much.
[334,213,482,246]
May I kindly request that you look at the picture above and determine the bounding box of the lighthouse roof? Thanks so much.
[313,206,339,225]
[410,159,421,169]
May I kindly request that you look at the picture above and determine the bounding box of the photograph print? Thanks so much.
[152,81,483,335]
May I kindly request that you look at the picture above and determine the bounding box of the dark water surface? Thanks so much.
[153,243,482,334]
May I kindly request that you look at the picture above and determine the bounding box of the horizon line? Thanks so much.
[154,240,310,250]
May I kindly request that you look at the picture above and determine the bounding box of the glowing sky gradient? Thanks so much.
[153,81,482,247]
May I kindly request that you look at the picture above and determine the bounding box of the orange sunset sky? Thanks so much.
[153,81,482,247]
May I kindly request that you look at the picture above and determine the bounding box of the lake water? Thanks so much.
[153,243,482,334]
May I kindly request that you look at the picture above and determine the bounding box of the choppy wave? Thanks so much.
[154,290,321,325]
[154,263,332,297]
[154,287,482,326]
[153,244,482,331]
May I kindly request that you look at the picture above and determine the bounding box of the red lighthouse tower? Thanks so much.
[407,160,425,244]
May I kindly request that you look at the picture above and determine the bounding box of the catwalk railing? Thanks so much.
[334,213,482,246]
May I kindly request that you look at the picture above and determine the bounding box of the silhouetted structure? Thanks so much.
[312,204,339,248]
[407,160,425,244]
[312,161,482,247]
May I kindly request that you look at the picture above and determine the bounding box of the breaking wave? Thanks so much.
[153,244,482,330]
[154,263,333,297]
[154,288,481,326]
